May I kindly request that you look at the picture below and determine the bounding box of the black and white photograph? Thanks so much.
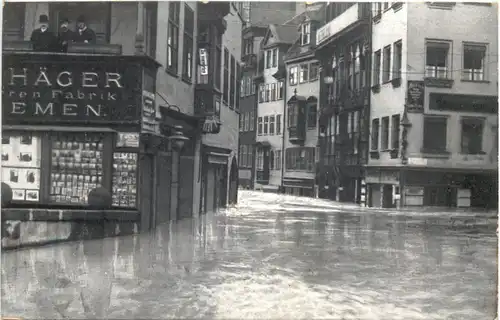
[0,1,498,320]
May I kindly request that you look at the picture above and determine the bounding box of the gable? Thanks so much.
[261,25,278,49]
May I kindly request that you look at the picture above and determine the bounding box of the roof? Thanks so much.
[271,24,298,44]
[283,4,325,26]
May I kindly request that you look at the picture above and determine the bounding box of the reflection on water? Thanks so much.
[2,191,497,319]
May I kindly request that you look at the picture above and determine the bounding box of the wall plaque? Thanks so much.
[406,81,424,113]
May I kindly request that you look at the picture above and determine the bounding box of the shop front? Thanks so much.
[1,51,168,248]
[283,177,315,197]
[200,145,232,214]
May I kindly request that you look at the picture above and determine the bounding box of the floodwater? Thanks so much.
[2,191,498,319]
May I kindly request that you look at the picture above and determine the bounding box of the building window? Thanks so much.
[257,150,264,170]
[381,117,389,150]
[230,55,236,108]
[423,116,448,153]
[272,48,278,68]
[391,115,400,149]
[248,146,253,169]
[265,84,271,102]
[275,150,282,170]
[353,47,360,89]
[307,103,317,129]
[257,117,263,135]
[182,4,194,81]
[263,116,269,135]
[239,113,244,131]
[289,66,298,85]
[236,63,241,110]
[461,118,484,154]
[250,111,255,131]
[3,3,25,41]
[309,62,320,81]
[300,23,310,45]
[251,79,256,95]
[240,78,246,97]
[244,112,250,131]
[383,2,389,10]
[288,104,297,128]
[223,48,230,104]
[265,48,278,69]
[373,50,381,86]
[371,118,379,150]
[285,148,315,172]
[259,84,265,103]
[426,41,450,78]
[276,114,282,135]
[299,64,309,83]
[167,1,180,74]
[278,81,284,99]
[144,2,158,58]
[214,33,222,90]
[382,45,391,83]
[463,43,486,81]
[271,83,277,101]
[393,40,402,79]
[269,115,275,135]
[243,37,253,56]
[269,150,275,170]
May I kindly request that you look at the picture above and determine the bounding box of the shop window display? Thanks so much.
[1,133,42,202]
[50,133,104,204]
[112,152,138,208]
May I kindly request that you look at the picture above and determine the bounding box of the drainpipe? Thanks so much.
[280,68,287,194]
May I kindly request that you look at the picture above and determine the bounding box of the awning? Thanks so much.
[2,125,116,133]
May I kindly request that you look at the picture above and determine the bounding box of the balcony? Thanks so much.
[241,53,257,70]
[316,3,370,47]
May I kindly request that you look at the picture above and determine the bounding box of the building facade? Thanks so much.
[366,2,498,209]
[316,3,372,204]
[282,5,325,197]
[238,2,298,190]
[1,1,241,248]
[254,24,296,192]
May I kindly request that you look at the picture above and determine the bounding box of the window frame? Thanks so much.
[299,64,310,83]
[381,116,390,150]
[373,50,381,86]
[460,117,485,154]
[382,45,392,83]
[393,40,402,80]
[391,114,401,150]
[425,40,451,79]
[269,115,276,135]
[289,66,298,86]
[276,114,282,135]
[300,23,311,46]
[462,42,487,82]
[257,117,263,135]
[307,103,317,129]
[371,118,380,151]
[278,81,284,99]
[167,1,181,75]
[423,116,448,153]
[230,54,236,108]
[182,4,194,82]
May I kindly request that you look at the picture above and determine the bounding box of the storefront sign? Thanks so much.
[428,93,498,114]
[116,132,140,148]
[406,81,424,113]
[141,91,159,134]
[199,48,208,75]
[3,62,141,123]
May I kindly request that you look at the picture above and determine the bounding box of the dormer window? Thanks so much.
[265,48,278,69]
[300,23,310,46]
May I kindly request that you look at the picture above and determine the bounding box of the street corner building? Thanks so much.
[1,1,243,249]
[365,2,498,209]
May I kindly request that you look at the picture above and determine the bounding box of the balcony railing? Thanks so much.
[3,40,123,55]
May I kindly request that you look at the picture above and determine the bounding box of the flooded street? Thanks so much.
[2,191,497,319]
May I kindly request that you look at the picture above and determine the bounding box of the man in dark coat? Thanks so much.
[30,14,57,51]
[58,17,75,52]
[74,15,96,44]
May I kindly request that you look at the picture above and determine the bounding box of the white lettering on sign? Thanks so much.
[199,48,208,75]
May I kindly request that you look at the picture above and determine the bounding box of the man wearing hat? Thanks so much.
[58,17,75,52]
[30,14,57,51]
[74,15,96,44]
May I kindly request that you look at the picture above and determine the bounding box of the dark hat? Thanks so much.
[60,17,70,23]
[76,15,86,23]
[39,14,49,23]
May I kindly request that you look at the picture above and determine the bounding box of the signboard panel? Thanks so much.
[2,60,141,123]
[141,90,159,134]
[406,81,424,113]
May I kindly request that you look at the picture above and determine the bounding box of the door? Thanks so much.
[156,152,172,226]
[382,184,394,208]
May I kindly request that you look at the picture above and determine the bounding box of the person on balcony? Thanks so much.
[30,14,57,52]
[74,15,96,44]
[58,18,75,52]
